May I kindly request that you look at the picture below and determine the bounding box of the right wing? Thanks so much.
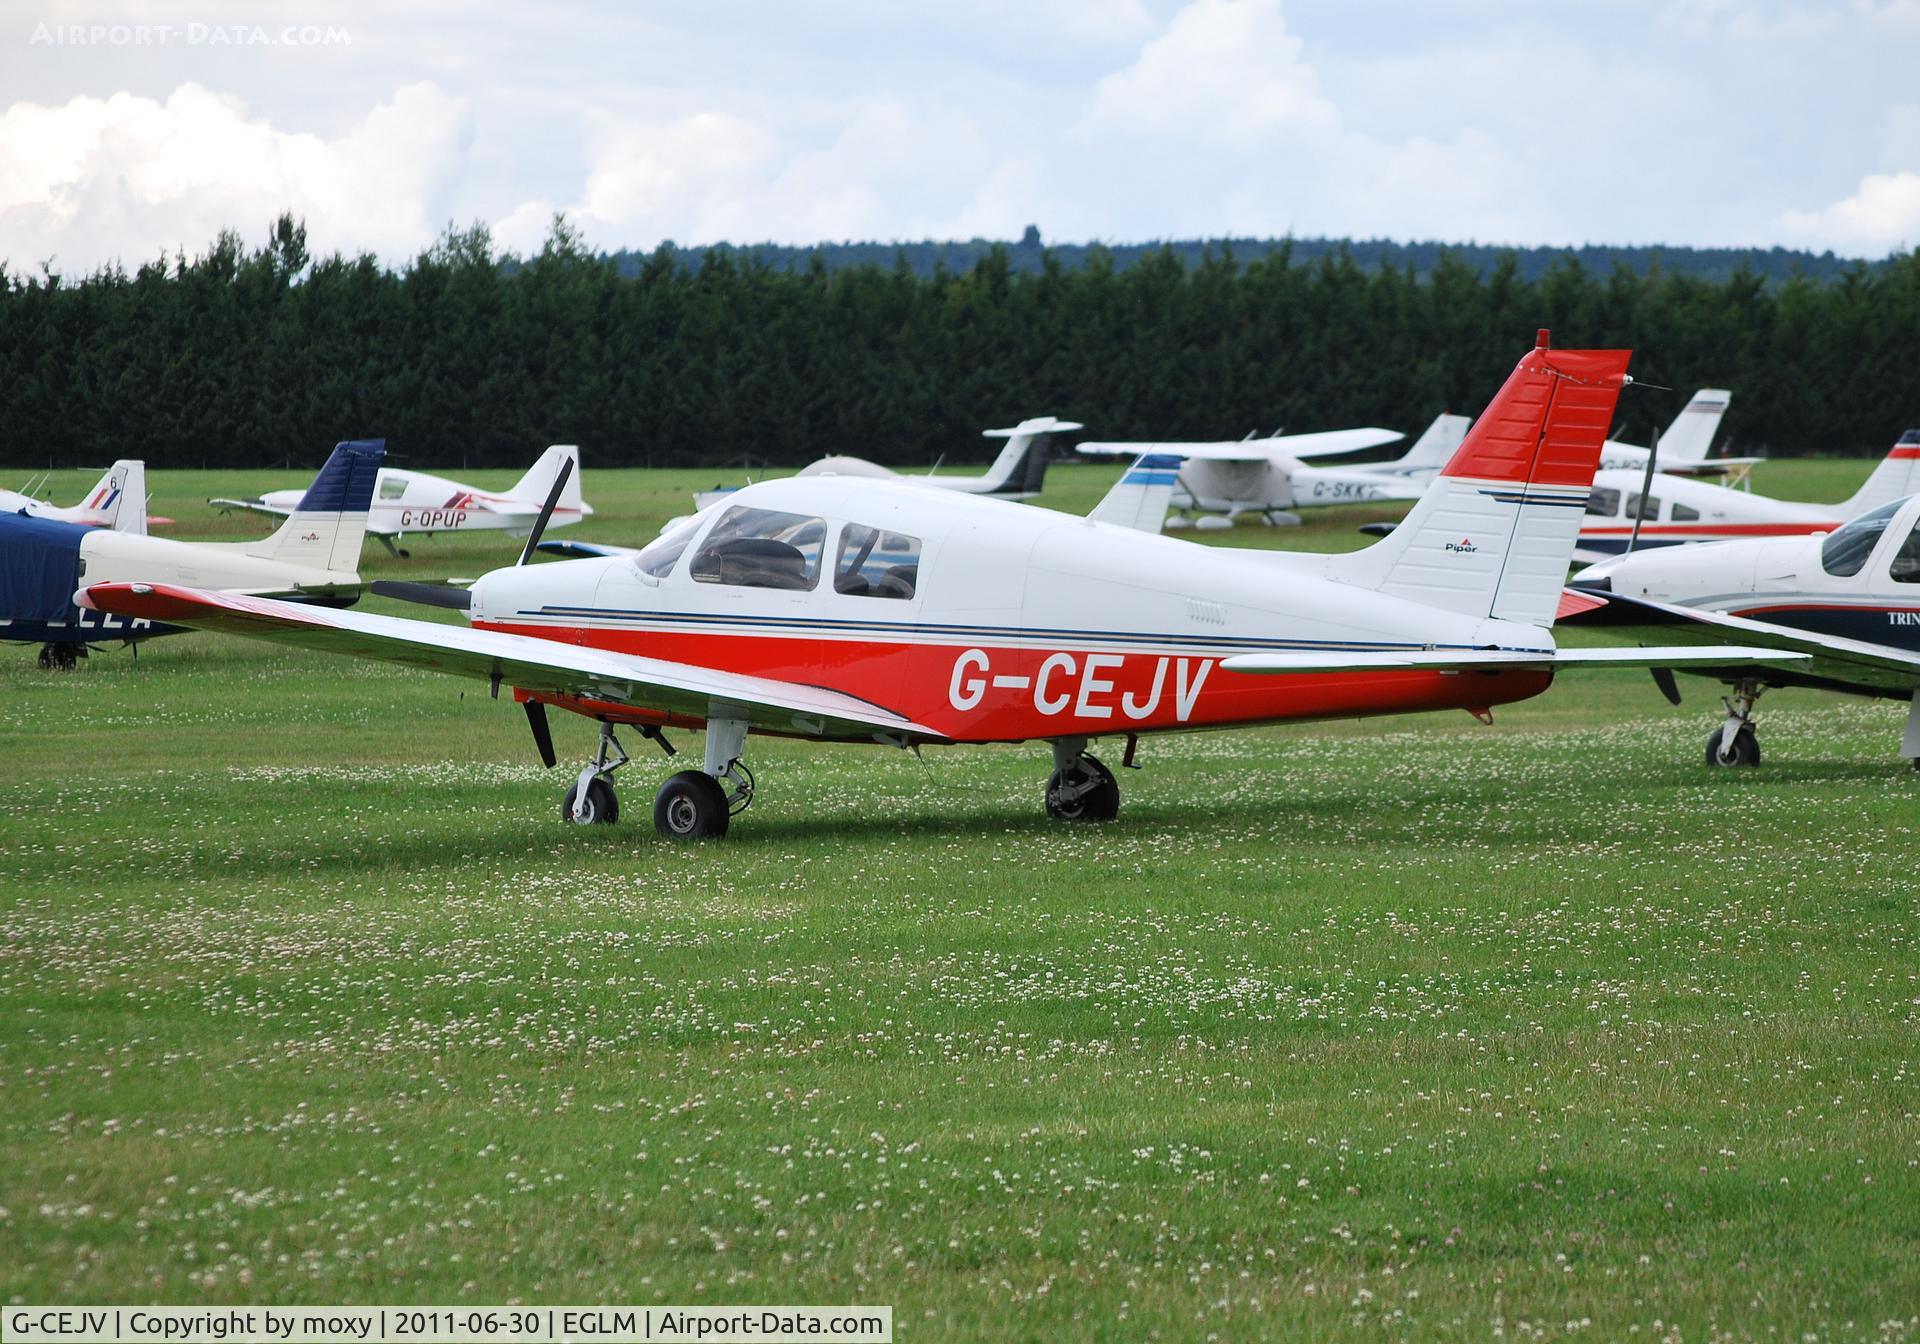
[81,582,950,743]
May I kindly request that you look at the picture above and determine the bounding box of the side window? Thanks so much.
[1671,502,1700,522]
[1585,487,1620,517]
[833,523,922,599]
[378,476,407,501]
[1627,493,1662,521]
[1892,520,1920,584]
[690,506,826,591]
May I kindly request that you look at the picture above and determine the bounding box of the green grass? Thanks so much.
[1,460,1916,1339]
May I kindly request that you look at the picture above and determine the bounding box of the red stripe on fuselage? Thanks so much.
[477,619,1554,741]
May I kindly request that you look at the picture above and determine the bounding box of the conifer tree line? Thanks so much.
[1,213,1915,471]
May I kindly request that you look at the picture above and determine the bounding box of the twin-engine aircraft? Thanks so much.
[691,416,1081,512]
[1568,489,1920,767]
[214,445,587,556]
[6,441,380,668]
[2,460,155,534]
[83,334,1793,838]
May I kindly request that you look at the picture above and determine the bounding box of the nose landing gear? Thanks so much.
[1705,679,1764,767]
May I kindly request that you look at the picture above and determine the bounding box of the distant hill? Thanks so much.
[601,229,1880,286]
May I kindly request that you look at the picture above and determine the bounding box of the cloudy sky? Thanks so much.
[2,0,1917,273]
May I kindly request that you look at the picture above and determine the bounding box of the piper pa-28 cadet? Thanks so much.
[1567,478,1920,768]
[214,444,587,556]
[82,333,1793,838]
[690,416,1081,512]
[1076,417,1458,529]
[6,441,381,668]
[2,460,155,534]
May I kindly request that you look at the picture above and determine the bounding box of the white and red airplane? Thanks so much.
[81,334,1790,838]
[1570,432,1920,561]
[1596,388,1755,477]
[214,445,588,556]
[1567,490,1920,767]
[1,460,157,534]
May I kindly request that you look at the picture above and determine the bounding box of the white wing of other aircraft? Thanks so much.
[0,460,154,534]
[214,444,588,555]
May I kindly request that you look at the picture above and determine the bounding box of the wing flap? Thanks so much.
[81,582,949,742]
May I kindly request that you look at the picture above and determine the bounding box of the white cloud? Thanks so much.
[0,82,471,273]
[1779,171,1920,254]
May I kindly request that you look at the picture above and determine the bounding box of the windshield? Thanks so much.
[631,514,705,580]
[1820,498,1905,578]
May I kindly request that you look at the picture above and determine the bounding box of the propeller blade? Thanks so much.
[1650,667,1683,706]
[524,700,557,768]
[370,580,471,611]
[516,457,575,566]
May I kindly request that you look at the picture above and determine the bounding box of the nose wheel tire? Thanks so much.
[1705,725,1760,767]
[1046,753,1120,822]
[561,777,619,824]
[653,770,731,839]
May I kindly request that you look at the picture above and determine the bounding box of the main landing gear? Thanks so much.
[37,642,83,671]
[1705,678,1764,767]
[1045,737,1121,822]
[556,715,755,840]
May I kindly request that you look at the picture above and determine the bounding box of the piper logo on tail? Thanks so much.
[1444,538,1478,553]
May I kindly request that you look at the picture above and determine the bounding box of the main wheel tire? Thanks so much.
[1045,753,1120,822]
[560,777,619,824]
[38,643,79,672]
[1704,724,1760,768]
[653,770,731,839]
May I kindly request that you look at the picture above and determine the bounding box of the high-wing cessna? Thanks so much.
[1075,419,1454,529]
[691,416,1081,512]
[83,334,1793,838]
[1570,432,1920,561]
[6,441,380,668]
[1,460,155,534]
[1567,489,1920,767]
[214,444,587,556]
[1597,388,1758,477]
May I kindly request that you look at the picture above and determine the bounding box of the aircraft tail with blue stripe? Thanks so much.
[245,440,385,572]
[1088,453,1187,533]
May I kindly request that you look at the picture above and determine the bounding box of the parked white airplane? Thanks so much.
[4,441,382,668]
[214,445,587,555]
[83,334,1790,838]
[1568,488,1920,767]
[1570,432,1920,562]
[1,460,153,535]
[1076,424,1418,529]
[1597,388,1756,477]
[692,417,1081,512]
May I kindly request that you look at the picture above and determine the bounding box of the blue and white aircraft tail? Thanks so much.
[244,440,385,572]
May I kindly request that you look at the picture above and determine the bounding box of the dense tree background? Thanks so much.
[1,214,1913,470]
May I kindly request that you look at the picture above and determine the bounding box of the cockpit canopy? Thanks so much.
[628,502,923,600]
[1820,498,1906,578]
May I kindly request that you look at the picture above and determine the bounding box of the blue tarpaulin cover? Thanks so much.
[0,510,88,623]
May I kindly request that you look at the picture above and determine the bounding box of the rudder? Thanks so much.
[246,440,384,572]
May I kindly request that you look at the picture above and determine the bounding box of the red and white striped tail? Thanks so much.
[1333,331,1633,628]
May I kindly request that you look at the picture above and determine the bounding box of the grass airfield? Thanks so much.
[1,458,1916,1339]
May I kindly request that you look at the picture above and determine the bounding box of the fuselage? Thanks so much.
[469,478,1556,742]
[1575,468,1843,558]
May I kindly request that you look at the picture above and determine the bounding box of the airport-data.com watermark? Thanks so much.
[30,21,351,47]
